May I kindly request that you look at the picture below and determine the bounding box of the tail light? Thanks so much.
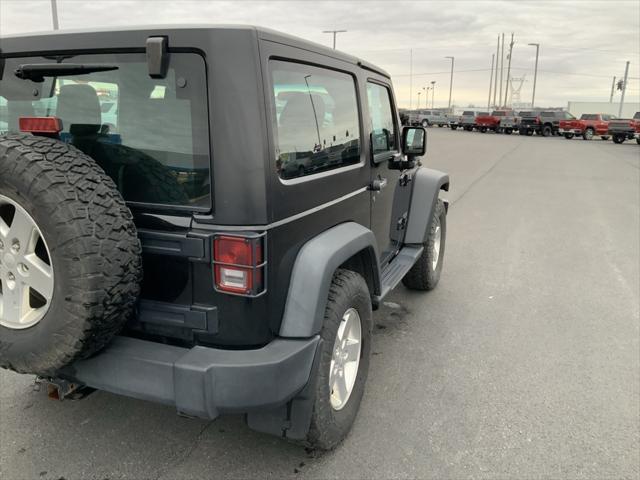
[19,116,62,134]
[213,234,266,296]
[535,116,541,124]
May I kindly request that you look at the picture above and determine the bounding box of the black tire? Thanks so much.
[480,127,487,133]
[526,129,534,136]
[636,138,640,145]
[402,199,446,291]
[505,128,513,135]
[541,125,553,137]
[306,269,372,451]
[0,133,142,376]
[451,125,458,131]
[421,120,429,128]
[600,136,610,141]
[582,128,595,141]
[564,133,574,139]
[612,134,625,144]
[519,128,529,136]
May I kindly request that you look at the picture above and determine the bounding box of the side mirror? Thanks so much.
[402,126,427,157]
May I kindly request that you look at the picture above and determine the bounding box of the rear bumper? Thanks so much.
[559,128,583,135]
[60,335,320,419]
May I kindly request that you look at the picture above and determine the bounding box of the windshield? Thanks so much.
[0,53,210,209]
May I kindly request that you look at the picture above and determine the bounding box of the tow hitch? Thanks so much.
[34,377,95,401]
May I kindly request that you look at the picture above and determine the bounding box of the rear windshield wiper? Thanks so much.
[14,63,118,82]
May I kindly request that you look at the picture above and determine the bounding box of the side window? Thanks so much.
[366,82,397,156]
[270,61,361,180]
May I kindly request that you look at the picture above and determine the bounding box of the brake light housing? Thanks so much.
[213,234,266,296]
[19,116,62,134]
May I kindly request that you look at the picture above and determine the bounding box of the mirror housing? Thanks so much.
[402,126,427,157]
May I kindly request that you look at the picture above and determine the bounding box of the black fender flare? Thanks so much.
[404,167,450,245]
[279,222,381,338]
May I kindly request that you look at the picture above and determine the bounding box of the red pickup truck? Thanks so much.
[475,110,513,133]
[608,112,640,144]
[559,113,615,140]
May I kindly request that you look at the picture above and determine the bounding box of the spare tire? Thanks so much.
[0,133,142,376]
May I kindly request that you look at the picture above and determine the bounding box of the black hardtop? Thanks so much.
[0,24,390,78]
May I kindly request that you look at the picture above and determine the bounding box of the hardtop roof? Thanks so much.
[0,24,390,78]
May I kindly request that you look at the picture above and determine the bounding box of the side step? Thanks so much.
[375,245,424,304]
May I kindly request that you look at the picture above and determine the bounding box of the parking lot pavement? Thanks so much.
[1,129,638,480]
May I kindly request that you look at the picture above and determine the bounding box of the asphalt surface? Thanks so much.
[1,129,639,480]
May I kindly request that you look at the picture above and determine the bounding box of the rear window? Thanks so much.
[540,111,558,118]
[462,111,474,115]
[0,53,210,209]
[519,111,532,117]
[491,111,506,117]
[580,114,598,120]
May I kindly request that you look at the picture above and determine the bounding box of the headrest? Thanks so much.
[56,84,101,134]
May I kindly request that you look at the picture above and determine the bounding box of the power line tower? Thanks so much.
[509,75,526,107]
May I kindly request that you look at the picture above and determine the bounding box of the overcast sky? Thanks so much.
[1,0,639,109]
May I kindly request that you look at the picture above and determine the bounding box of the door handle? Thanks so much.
[369,177,388,191]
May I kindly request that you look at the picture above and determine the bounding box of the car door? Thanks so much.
[366,80,404,265]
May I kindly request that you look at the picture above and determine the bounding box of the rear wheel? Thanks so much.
[306,269,372,451]
[519,128,529,136]
[636,138,640,145]
[600,136,610,141]
[541,125,552,137]
[564,133,574,139]
[451,125,458,131]
[421,120,429,128]
[582,128,595,140]
[402,199,446,291]
[505,128,513,135]
[612,134,625,144]
[480,127,487,133]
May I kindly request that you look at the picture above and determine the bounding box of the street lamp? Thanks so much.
[445,56,454,110]
[322,30,347,49]
[430,81,436,108]
[528,43,539,108]
[51,0,59,30]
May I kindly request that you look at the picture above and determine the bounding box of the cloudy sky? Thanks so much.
[1,0,639,109]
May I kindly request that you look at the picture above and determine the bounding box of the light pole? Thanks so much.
[609,76,616,103]
[445,56,454,110]
[417,91,421,109]
[51,0,59,30]
[618,61,630,117]
[528,43,539,108]
[322,30,347,49]
[488,53,495,110]
[430,81,436,108]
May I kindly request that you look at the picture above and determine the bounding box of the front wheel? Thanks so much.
[564,133,574,139]
[480,126,487,133]
[451,125,458,131]
[519,128,529,136]
[612,134,625,144]
[421,120,429,128]
[600,136,610,141]
[306,269,372,451]
[541,125,552,137]
[504,128,513,135]
[402,199,446,291]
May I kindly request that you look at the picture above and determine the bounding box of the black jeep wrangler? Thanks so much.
[0,26,449,450]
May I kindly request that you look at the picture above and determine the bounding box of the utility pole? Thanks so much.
[51,0,59,30]
[528,43,539,108]
[445,56,455,110]
[322,30,347,49]
[618,61,630,117]
[504,33,514,107]
[609,76,616,103]
[499,33,505,107]
[493,35,500,108]
[430,81,436,108]
[409,49,413,109]
[488,53,495,110]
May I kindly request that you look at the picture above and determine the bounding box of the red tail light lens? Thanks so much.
[19,116,62,134]
[213,235,265,295]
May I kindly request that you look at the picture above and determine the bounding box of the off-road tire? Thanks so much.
[564,133,574,139]
[0,133,142,376]
[480,127,487,133]
[505,128,513,135]
[612,134,625,144]
[541,125,553,137]
[306,269,372,451]
[451,125,458,131]
[582,128,595,141]
[421,120,429,128]
[402,199,446,291]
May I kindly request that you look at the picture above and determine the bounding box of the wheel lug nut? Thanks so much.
[18,263,29,275]
[11,241,20,253]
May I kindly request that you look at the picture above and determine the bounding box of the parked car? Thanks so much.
[459,110,479,131]
[520,111,574,137]
[0,25,450,451]
[475,110,512,133]
[559,113,614,140]
[499,111,522,134]
[607,112,640,144]
[408,109,447,127]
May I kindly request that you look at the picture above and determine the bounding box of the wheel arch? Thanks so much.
[279,222,381,338]
[404,167,450,245]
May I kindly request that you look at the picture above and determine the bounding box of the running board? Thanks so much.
[374,245,424,305]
